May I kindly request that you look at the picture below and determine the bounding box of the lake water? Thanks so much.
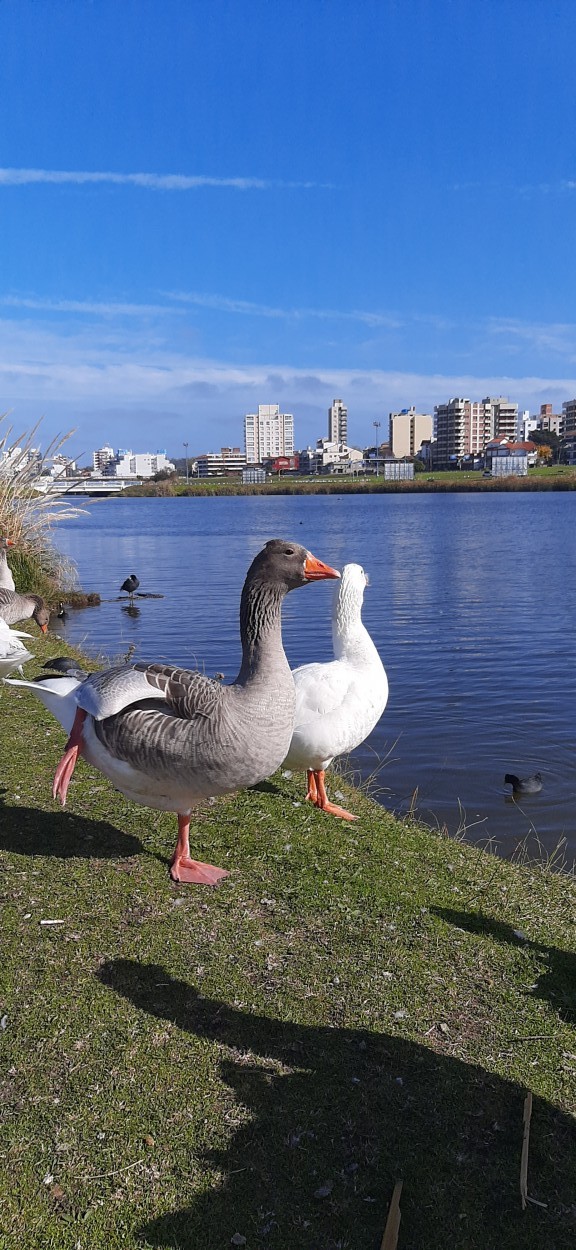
[49,492,576,864]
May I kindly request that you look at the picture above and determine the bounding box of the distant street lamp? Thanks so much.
[373,420,381,475]
[183,441,189,484]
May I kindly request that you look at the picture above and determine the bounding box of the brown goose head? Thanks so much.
[31,596,50,634]
[247,539,340,593]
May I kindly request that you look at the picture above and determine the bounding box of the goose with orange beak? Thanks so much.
[5,540,339,884]
[0,590,50,633]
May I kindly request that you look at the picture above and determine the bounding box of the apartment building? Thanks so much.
[389,406,433,458]
[562,398,576,437]
[244,404,294,464]
[327,398,348,445]
[536,403,562,437]
[434,396,518,462]
[93,445,115,473]
[196,447,247,476]
[96,449,175,478]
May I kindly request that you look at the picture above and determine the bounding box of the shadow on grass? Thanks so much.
[434,908,576,1026]
[99,958,576,1250]
[249,779,286,797]
[0,790,142,859]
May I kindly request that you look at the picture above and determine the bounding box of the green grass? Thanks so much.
[1,636,576,1249]
[122,467,576,498]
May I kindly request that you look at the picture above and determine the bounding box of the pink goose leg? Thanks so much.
[169,813,229,885]
[52,708,87,805]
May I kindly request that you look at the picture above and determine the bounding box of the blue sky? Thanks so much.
[1,0,576,461]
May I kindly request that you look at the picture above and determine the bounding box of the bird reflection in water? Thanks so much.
[121,603,140,619]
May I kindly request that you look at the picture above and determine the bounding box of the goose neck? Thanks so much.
[237,578,287,682]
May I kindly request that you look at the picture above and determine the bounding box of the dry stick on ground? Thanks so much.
[380,1179,403,1250]
[520,1091,532,1210]
[519,1091,548,1210]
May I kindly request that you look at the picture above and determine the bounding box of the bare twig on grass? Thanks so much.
[380,1179,403,1250]
[520,1091,532,1210]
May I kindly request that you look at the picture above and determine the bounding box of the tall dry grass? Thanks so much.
[0,415,82,601]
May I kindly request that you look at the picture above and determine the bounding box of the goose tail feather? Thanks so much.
[3,675,81,734]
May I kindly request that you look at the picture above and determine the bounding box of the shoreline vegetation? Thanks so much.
[1,632,576,1248]
[123,466,576,497]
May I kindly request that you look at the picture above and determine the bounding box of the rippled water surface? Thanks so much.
[50,493,576,861]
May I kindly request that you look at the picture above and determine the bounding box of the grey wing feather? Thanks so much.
[76,661,224,722]
[132,662,224,721]
[76,665,166,719]
[0,591,21,624]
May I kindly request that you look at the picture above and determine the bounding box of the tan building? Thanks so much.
[389,406,433,458]
[537,403,562,436]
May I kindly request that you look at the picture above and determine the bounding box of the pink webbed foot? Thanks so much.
[169,812,229,885]
[169,857,230,885]
[52,708,87,806]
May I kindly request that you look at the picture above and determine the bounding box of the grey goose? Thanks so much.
[0,590,50,632]
[6,540,339,884]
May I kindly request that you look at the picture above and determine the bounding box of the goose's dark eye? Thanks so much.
[284,547,295,556]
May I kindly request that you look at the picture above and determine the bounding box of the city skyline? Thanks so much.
[1,2,576,461]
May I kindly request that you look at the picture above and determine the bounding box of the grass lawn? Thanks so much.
[1,636,576,1249]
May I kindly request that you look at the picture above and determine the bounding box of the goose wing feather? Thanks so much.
[293,659,356,719]
[0,590,22,624]
[76,661,224,722]
[133,662,224,721]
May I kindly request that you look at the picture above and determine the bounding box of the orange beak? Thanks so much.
[6,539,14,548]
[303,552,340,581]
[40,623,48,634]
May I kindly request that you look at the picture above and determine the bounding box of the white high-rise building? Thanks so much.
[93,445,115,473]
[328,399,348,445]
[244,404,294,464]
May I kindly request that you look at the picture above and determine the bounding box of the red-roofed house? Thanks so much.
[485,439,538,475]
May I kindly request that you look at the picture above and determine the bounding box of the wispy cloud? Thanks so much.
[0,295,183,318]
[488,317,576,361]
[167,290,404,328]
[0,313,574,414]
[0,166,323,191]
[453,178,576,197]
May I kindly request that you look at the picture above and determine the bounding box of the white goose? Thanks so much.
[0,618,33,677]
[5,540,339,884]
[0,536,15,592]
[284,562,388,819]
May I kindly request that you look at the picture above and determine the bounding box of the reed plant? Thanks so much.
[0,414,81,602]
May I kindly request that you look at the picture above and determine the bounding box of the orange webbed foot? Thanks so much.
[313,770,359,821]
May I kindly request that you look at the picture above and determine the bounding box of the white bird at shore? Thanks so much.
[0,536,15,592]
[0,618,33,677]
[283,562,389,819]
